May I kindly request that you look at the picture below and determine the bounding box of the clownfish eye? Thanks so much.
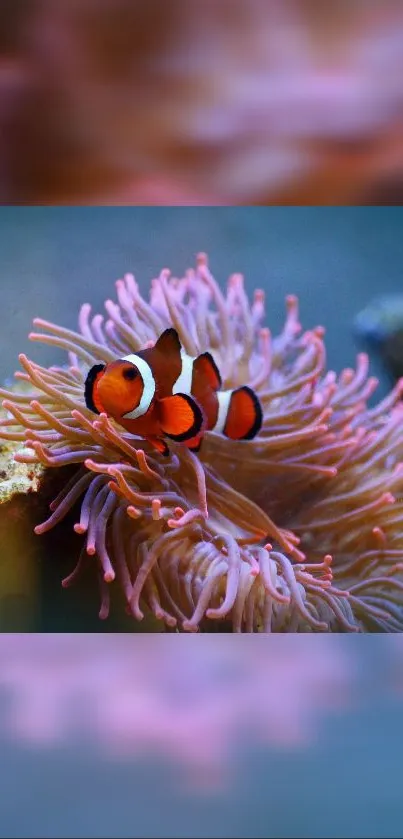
[122,366,138,381]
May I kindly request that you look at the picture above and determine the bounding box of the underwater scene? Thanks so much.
[1,206,403,635]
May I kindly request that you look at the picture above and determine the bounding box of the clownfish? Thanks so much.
[84,328,204,456]
[84,328,262,456]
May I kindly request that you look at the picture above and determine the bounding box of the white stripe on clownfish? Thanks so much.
[173,349,234,435]
[172,349,195,395]
[211,390,232,434]
[121,353,156,419]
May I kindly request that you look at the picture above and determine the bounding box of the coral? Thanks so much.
[0,253,402,632]
[0,398,42,505]
[0,390,43,630]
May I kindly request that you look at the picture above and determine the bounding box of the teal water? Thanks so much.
[0,635,402,838]
[1,206,402,396]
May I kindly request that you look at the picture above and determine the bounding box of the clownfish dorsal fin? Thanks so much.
[154,328,182,358]
[84,363,106,414]
[158,393,205,442]
[193,351,222,391]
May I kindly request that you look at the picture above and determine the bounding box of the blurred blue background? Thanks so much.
[0,634,402,838]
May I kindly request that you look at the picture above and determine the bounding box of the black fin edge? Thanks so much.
[229,386,263,440]
[84,363,106,414]
[196,351,222,390]
[164,393,205,443]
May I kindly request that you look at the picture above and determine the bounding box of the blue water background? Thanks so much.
[0,634,402,838]
[1,206,402,397]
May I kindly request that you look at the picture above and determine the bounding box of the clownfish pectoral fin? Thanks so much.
[158,393,205,442]
[223,386,263,440]
[154,328,182,358]
[148,435,170,457]
[84,363,106,414]
[193,351,222,391]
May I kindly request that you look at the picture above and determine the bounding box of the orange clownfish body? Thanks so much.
[84,328,262,456]
[84,328,204,456]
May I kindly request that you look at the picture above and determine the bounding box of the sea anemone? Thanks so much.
[1,253,403,632]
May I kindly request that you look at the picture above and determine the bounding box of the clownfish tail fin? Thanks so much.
[158,393,205,442]
[218,385,262,441]
[84,363,106,414]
